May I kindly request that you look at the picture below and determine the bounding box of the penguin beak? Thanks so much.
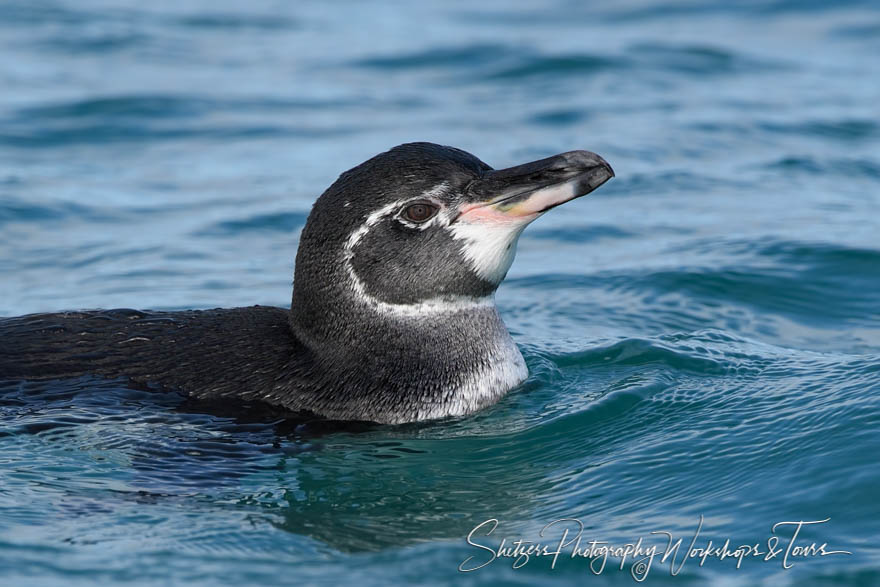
[460,150,614,220]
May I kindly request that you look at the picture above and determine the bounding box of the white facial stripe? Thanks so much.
[395,200,447,230]
[343,199,402,257]
[420,181,450,200]
[449,219,528,285]
[377,295,495,317]
[342,184,492,316]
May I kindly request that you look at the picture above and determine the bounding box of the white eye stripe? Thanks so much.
[395,198,447,229]
[340,182,490,316]
[344,199,403,253]
[393,181,452,229]
[419,181,450,200]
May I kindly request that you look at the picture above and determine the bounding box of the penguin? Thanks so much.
[0,142,613,424]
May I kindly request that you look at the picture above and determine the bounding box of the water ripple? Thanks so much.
[195,212,308,237]
[354,43,512,70]
[2,0,879,583]
[486,53,624,80]
[766,156,880,178]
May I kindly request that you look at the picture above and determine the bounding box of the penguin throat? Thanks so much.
[447,218,527,285]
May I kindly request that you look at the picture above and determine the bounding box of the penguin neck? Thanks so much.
[289,288,508,358]
[288,294,528,423]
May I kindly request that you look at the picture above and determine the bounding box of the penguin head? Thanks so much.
[293,142,613,316]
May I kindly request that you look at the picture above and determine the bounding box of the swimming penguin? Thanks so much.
[0,143,613,424]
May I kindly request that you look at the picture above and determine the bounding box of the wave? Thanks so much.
[486,53,623,80]
[353,43,512,70]
[514,237,880,325]
[765,156,880,178]
[195,212,308,237]
[759,119,879,141]
[0,122,357,149]
[351,41,780,83]
[0,197,115,227]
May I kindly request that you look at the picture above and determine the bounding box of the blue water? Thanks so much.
[1,1,879,585]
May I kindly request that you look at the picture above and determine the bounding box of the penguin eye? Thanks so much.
[402,202,439,223]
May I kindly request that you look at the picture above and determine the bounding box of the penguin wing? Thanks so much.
[0,306,298,400]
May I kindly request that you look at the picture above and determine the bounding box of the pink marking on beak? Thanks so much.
[457,202,540,224]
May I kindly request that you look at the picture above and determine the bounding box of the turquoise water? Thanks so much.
[1,1,879,585]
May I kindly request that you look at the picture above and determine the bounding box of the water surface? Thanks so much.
[1,1,879,585]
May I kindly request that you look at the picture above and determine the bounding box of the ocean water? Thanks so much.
[1,0,879,585]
